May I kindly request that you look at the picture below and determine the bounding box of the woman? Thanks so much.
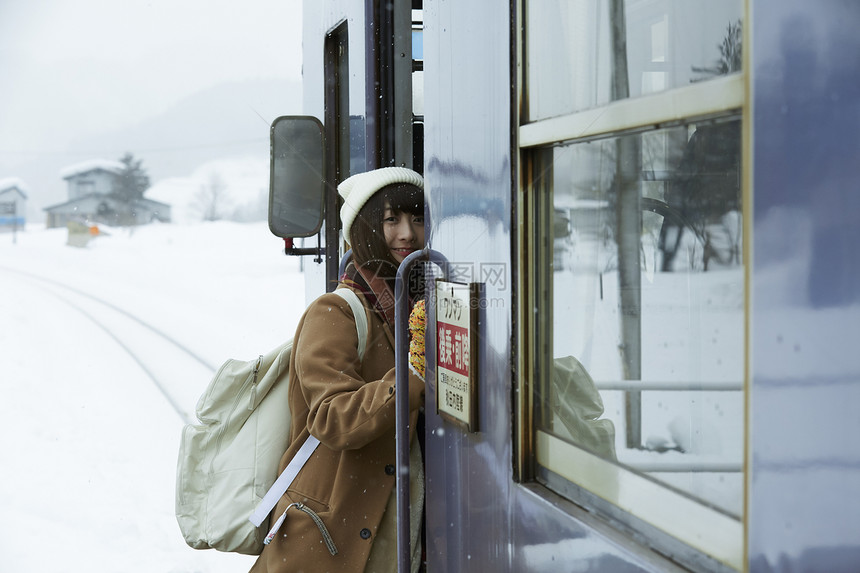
[250,167,427,573]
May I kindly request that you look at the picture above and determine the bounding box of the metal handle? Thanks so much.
[394,248,448,573]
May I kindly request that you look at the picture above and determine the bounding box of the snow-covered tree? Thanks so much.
[692,20,743,81]
[113,152,151,203]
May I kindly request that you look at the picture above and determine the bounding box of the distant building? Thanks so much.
[0,178,28,231]
[43,159,171,228]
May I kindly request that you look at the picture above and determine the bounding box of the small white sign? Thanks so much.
[435,280,478,432]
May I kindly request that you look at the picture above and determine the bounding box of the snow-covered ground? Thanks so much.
[3,195,857,570]
[0,220,307,572]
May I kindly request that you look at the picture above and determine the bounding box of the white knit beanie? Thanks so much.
[338,167,424,243]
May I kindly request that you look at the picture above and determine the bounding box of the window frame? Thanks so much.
[514,1,751,570]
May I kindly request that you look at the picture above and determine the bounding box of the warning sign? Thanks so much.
[435,280,479,432]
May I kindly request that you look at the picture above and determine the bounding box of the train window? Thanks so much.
[325,22,351,183]
[412,9,424,119]
[535,118,744,507]
[526,0,743,122]
[519,1,747,570]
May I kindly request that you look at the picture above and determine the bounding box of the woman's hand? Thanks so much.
[408,298,426,379]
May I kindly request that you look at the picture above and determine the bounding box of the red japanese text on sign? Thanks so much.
[437,322,469,377]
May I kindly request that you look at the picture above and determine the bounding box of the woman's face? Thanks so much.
[382,202,424,264]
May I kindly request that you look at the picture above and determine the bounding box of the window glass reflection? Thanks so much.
[539,118,744,516]
[526,0,743,121]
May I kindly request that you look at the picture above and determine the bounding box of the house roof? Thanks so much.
[0,177,29,199]
[43,193,170,212]
[59,159,125,180]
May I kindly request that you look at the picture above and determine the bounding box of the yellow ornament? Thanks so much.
[408,299,426,377]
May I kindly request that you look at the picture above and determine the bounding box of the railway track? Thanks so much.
[3,266,216,425]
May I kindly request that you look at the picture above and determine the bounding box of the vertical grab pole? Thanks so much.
[394,248,448,573]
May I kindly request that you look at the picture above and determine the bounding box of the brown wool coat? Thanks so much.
[250,286,425,573]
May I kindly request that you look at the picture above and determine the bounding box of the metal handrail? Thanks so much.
[338,249,353,277]
[594,379,743,391]
[394,248,449,573]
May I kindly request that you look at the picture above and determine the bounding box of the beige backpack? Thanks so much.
[175,288,367,555]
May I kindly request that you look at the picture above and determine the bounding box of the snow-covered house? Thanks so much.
[0,178,28,231]
[43,159,171,228]
[62,159,124,200]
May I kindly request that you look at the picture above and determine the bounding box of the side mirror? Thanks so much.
[268,116,326,239]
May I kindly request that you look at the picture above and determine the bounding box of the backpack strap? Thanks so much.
[249,288,369,529]
[334,287,368,360]
[250,434,321,528]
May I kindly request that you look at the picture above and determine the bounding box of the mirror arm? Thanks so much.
[282,238,325,262]
[283,247,326,258]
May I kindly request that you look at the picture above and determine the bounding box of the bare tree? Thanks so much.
[192,171,231,221]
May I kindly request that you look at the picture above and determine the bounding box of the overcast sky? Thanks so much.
[0,0,302,206]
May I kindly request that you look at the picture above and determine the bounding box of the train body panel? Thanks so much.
[750,0,860,569]
[422,4,517,570]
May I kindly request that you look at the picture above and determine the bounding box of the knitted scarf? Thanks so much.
[340,261,399,328]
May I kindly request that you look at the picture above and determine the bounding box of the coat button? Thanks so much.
[385,464,395,476]
[388,386,394,395]
[360,528,372,540]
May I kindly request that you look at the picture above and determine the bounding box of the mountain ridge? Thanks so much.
[10,77,302,219]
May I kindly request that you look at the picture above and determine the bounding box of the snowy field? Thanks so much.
[0,221,307,572]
